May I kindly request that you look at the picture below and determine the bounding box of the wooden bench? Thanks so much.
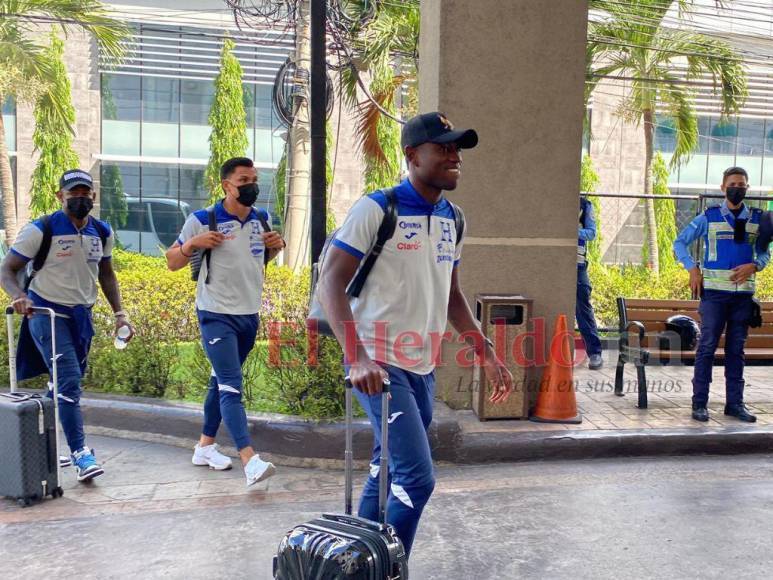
[615,297,773,408]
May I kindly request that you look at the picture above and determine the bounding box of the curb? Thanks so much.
[78,394,773,466]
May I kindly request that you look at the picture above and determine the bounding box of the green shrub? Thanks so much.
[590,264,773,328]
[258,318,348,418]
[89,250,347,417]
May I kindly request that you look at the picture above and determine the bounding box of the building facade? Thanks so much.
[4,0,364,254]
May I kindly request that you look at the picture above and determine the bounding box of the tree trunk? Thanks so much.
[283,0,312,273]
[643,109,659,274]
[0,110,18,245]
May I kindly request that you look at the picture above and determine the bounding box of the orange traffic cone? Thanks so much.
[530,314,582,424]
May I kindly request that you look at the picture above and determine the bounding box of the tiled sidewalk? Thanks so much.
[457,350,773,434]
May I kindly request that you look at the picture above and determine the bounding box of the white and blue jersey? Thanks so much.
[177,201,271,315]
[333,178,464,375]
[10,211,114,307]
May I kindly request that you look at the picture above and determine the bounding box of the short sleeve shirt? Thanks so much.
[333,179,464,375]
[11,211,113,307]
[177,202,271,315]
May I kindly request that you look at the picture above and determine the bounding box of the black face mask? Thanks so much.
[66,196,93,220]
[726,186,747,206]
[234,182,259,207]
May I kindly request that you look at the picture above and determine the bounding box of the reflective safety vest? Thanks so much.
[702,204,762,293]
[578,198,589,265]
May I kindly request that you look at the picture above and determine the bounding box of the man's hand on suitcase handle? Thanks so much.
[483,356,514,404]
[347,360,390,396]
[10,294,34,317]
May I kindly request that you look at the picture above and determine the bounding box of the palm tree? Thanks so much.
[336,0,419,191]
[0,0,128,244]
[586,0,747,273]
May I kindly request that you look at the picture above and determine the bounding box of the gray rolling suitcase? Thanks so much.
[0,306,64,506]
[273,379,408,579]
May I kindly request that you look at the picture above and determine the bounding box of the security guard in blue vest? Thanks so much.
[578,196,603,370]
[674,167,770,422]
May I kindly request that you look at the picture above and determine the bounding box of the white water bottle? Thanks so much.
[114,325,131,350]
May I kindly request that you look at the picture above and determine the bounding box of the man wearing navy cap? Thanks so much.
[0,169,133,482]
[318,112,513,556]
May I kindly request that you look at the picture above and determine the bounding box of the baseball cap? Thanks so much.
[400,112,478,150]
[59,169,94,191]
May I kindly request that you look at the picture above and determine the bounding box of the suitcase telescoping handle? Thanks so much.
[6,306,62,489]
[344,377,391,524]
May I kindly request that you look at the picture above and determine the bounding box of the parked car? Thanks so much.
[116,197,191,256]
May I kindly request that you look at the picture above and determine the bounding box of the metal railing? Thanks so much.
[582,192,772,266]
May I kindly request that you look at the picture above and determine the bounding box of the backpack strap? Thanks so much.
[451,202,465,246]
[25,214,53,291]
[347,187,398,298]
[256,210,272,267]
[203,205,217,285]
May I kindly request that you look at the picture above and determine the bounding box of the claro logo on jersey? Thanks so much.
[56,238,74,257]
[397,240,421,251]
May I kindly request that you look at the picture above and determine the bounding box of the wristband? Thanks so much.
[114,310,127,318]
[179,243,193,258]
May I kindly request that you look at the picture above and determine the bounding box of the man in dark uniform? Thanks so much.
[673,167,770,423]
[577,196,603,370]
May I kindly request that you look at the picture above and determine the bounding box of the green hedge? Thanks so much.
[5,249,772,418]
[2,250,349,419]
[589,263,773,328]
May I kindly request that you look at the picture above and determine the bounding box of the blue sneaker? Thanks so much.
[71,447,104,482]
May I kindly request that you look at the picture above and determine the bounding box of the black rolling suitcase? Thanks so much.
[274,379,408,579]
[0,307,64,506]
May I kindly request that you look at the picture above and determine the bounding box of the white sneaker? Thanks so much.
[244,454,276,487]
[192,443,233,471]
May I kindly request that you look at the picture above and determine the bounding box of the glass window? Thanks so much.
[102,121,140,156]
[244,83,256,128]
[102,74,140,122]
[142,77,179,124]
[255,83,274,129]
[2,96,14,116]
[180,166,207,209]
[677,154,708,185]
[697,116,712,154]
[139,25,180,79]
[736,117,764,157]
[142,122,179,157]
[180,125,212,159]
[708,154,736,187]
[100,162,138,232]
[125,200,152,232]
[654,116,676,153]
[3,112,15,152]
[2,96,15,151]
[141,164,179,199]
[181,79,214,125]
[710,117,737,156]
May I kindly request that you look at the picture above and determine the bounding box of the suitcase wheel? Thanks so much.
[51,487,64,499]
[18,497,32,508]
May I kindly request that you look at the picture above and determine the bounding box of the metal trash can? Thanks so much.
[472,294,532,420]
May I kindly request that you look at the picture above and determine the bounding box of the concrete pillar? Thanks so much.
[419,0,589,409]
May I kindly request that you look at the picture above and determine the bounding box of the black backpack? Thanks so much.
[22,214,109,291]
[190,205,273,284]
[307,188,466,335]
